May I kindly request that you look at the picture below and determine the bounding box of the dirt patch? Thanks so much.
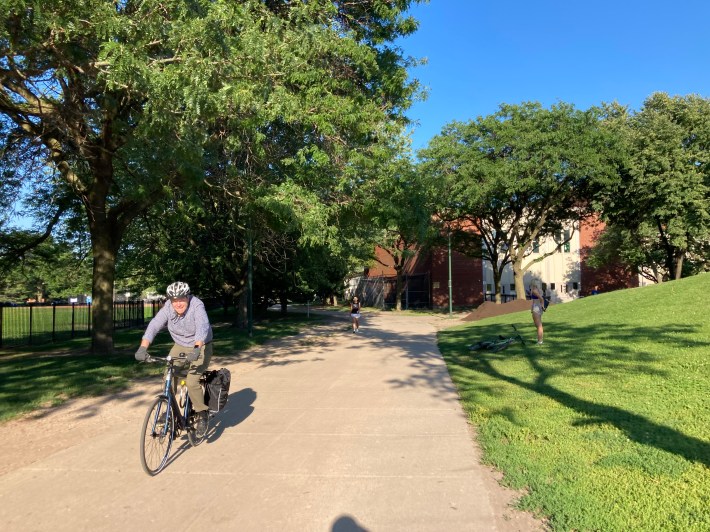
[463,299,531,321]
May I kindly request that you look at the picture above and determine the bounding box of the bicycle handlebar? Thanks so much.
[143,353,190,366]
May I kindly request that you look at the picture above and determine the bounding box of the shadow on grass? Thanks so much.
[440,319,710,468]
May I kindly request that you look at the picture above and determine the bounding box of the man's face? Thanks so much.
[170,296,189,315]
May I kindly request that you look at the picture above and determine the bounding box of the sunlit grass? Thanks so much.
[438,273,710,531]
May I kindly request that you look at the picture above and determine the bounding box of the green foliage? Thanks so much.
[0,0,425,350]
[439,273,710,531]
[355,144,435,308]
[0,231,91,302]
[418,101,620,298]
[597,93,710,280]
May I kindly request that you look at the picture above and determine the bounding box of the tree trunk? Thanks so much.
[513,259,526,300]
[236,291,248,328]
[673,250,684,280]
[90,226,121,355]
[395,268,404,311]
[491,266,503,304]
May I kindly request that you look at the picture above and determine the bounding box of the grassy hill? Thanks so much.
[438,273,710,531]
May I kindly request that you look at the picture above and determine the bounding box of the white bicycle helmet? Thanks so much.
[166,281,190,298]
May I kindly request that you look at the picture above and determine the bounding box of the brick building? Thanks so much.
[350,215,636,310]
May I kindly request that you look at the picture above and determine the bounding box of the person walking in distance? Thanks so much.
[530,283,545,345]
[350,296,361,333]
[135,282,213,432]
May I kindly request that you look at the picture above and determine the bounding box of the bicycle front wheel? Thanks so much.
[140,397,174,476]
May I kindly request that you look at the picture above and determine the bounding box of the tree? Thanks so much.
[583,223,659,283]
[360,151,433,310]
[419,102,619,301]
[0,230,91,302]
[596,93,710,281]
[1,0,423,352]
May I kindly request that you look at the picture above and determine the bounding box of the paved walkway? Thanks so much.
[0,311,542,531]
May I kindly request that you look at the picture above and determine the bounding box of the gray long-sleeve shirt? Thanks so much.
[142,296,213,347]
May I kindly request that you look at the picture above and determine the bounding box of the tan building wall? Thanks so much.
[482,216,638,302]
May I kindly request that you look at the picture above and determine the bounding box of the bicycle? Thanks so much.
[138,352,210,476]
[469,324,526,353]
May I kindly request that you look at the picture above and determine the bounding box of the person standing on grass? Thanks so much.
[350,296,361,333]
[530,283,545,345]
[135,281,213,432]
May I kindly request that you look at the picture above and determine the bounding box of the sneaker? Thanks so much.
[537,340,543,345]
[195,411,208,433]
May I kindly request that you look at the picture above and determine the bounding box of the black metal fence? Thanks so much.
[355,273,430,309]
[0,300,164,349]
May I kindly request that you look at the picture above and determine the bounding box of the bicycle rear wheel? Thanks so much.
[140,397,174,475]
[490,340,512,353]
[187,410,209,447]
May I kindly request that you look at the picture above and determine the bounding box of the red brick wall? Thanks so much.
[365,247,430,277]
[579,215,638,295]
[365,246,483,309]
[430,248,483,308]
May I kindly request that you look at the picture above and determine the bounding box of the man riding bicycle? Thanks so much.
[135,282,213,432]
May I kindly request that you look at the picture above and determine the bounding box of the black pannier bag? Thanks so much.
[202,368,231,412]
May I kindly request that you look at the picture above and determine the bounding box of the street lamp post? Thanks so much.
[448,232,453,317]
[248,225,253,337]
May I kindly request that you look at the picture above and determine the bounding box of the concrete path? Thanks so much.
[0,311,543,532]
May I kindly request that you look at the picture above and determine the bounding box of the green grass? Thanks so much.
[438,273,710,531]
[0,310,322,423]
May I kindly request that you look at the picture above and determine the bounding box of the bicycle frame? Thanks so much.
[153,355,194,435]
[469,324,525,352]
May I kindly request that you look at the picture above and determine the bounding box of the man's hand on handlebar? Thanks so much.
[135,345,149,361]
[187,346,201,363]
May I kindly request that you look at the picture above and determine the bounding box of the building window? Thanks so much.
[532,240,539,253]
[486,284,492,292]
[550,283,555,291]
[510,284,515,292]
[563,229,571,253]
[572,282,578,290]
[542,282,547,291]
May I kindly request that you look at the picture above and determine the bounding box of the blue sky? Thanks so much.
[398,0,710,151]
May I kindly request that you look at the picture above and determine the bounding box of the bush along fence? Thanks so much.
[0,300,163,349]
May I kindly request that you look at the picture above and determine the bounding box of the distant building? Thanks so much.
[485,215,637,303]
[352,215,637,309]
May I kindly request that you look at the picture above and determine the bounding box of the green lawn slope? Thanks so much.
[438,273,710,531]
